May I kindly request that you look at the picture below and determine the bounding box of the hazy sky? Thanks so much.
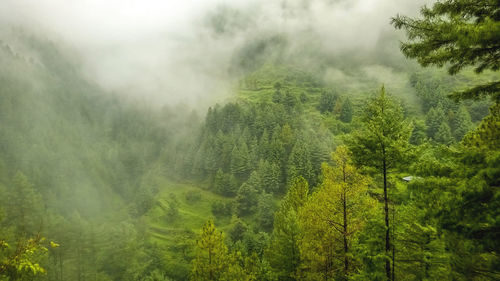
[1,0,432,106]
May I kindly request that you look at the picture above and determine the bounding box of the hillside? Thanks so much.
[0,4,499,278]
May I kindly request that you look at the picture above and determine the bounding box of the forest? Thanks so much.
[0,0,499,280]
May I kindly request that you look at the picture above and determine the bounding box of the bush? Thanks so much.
[185,190,201,204]
[211,200,233,217]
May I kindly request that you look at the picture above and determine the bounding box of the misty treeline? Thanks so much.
[1,1,500,281]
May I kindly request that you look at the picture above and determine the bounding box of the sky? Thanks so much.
[0,0,432,106]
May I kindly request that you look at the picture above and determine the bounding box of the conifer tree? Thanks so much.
[409,119,427,145]
[256,192,276,232]
[426,105,446,139]
[266,177,309,281]
[287,139,313,185]
[214,168,226,194]
[298,146,373,280]
[452,105,473,141]
[434,121,453,145]
[191,220,229,281]
[318,91,338,113]
[348,86,411,280]
[392,0,500,101]
[258,160,280,194]
[236,173,260,216]
[340,97,353,123]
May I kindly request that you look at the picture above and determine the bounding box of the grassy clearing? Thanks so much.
[146,180,233,242]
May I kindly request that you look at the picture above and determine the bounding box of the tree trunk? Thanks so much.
[383,158,391,281]
[392,207,396,281]
[343,191,348,277]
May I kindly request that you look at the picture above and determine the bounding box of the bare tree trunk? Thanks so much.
[383,157,391,281]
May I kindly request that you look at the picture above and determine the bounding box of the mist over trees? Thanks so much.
[0,0,499,280]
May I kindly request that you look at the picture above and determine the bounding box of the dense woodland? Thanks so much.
[1,0,499,281]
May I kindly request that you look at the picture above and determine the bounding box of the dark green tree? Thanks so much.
[452,105,473,141]
[426,105,446,139]
[258,160,281,194]
[236,176,259,216]
[266,177,309,281]
[191,220,229,281]
[287,138,313,185]
[434,121,453,145]
[256,192,276,232]
[340,97,353,123]
[318,91,338,113]
[410,119,427,145]
[348,86,412,280]
[392,0,500,101]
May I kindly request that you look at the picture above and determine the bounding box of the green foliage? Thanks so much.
[318,91,338,113]
[426,105,446,139]
[339,97,353,123]
[266,177,309,280]
[191,220,229,281]
[463,103,500,149]
[166,193,180,219]
[410,119,427,145]
[287,138,313,185]
[349,86,412,171]
[0,235,48,280]
[392,0,500,101]
[297,146,374,280]
[452,105,474,141]
[256,192,276,232]
[185,190,202,204]
[211,200,233,217]
[434,122,453,145]
[348,86,412,280]
[236,179,259,216]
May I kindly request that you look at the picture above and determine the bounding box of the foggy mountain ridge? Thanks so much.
[1,0,430,107]
[1,1,499,280]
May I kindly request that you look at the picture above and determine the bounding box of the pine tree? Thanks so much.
[230,142,250,179]
[463,103,500,149]
[298,146,373,280]
[214,168,226,194]
[434,121,453,145]
[256,192,276,232]
[287,139,313,185]
[410,119,427,145]
[425,105,446,139]
[258,160,281,194]
[348,86,411,280]
[191,220,229,281]
[318,91,338,113]
[452,105,473,141]
[394,203,451,280]
[236,173,260,216]
[392,0,500,101]
[266,177,309,281]
[340,97,353,123]
[7,171,43,237]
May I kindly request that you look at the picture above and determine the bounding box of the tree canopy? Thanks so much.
[392,0,500,101]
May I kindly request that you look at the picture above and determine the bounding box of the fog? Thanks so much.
[1,0,432,106]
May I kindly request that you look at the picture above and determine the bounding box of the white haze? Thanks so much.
[0,0,432,106]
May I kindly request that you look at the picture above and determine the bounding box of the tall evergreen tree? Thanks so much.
[452,105,473,141]
[340,97,353,123]
[266,177,309,281]
[392,0,500,101]
[348,86,411,280]
[318,91,338,113]
[434,121,453,145]
[425,105,446,139]
[287,138,313,185]
[191,220,229,281]
[298,146,373,280]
